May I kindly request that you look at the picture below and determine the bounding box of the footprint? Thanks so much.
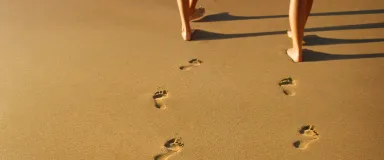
[154,137,184,160]
[153,90,169,110]
[299,125,320,137]
[293,138,319,149]
[179,59,203,70]
[293,125,320,150]
[279,77,297,96]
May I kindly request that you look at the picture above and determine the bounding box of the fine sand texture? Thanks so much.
[1,0,383,159]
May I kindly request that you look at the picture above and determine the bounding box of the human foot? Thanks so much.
[286,48,302,62]
[190,6,205,21]
[181,28,195,41]
[287,30,293,38]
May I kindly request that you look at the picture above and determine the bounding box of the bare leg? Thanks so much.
[189,0,198,10]
[287,0,311,62]
[177,0,192,41]
[287,0,302,62]
[287,0,299,38]
[287,0,312,39]
[189,0,205,21]
[303,0,313,26]
[298,0,309,35]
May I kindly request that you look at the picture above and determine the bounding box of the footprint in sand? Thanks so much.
[153,90,169,110]
[154,137,184,160]
[293,138,319,149]
[279,77,297,96]
[299,125,320,137]
[293,125,320,150]
[179,59,203,71]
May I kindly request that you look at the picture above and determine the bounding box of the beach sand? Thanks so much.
[0,0,383,159]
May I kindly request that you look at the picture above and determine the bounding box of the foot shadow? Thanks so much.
[303,49,384,62]
[192,23,384,41]
[196,9,384,22]
[304,35,384,46]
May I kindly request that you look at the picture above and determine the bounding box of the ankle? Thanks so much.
[183,26,192,33]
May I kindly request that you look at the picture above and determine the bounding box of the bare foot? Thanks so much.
[181,28,195,41]
[155,137,184,160]
[190,7,205,21]
[153,90,169,110]
[287,30,293,38]
[286,48,302,62]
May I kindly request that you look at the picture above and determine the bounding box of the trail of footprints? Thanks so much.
[152,58,202,159]
[152,59,319,159]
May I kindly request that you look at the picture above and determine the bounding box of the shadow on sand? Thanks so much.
[195,9,384,22]
[302,49,384,62]
[192,9,384,62]
[192,22,384,41]
[303,35,384,46]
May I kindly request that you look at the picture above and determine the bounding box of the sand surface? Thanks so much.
[1,0,384,159]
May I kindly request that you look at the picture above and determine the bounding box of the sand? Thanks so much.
[0,0,383,159]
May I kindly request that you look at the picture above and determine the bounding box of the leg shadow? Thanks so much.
[304,35,384,46]
[192,22,384,41]
[196,9,384,22]
[305,22,384,32]
[192,29,286,40]
[303,49,384,62]
[195,12,286,22]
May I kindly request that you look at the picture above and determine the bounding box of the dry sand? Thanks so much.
[1,0,384,159]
